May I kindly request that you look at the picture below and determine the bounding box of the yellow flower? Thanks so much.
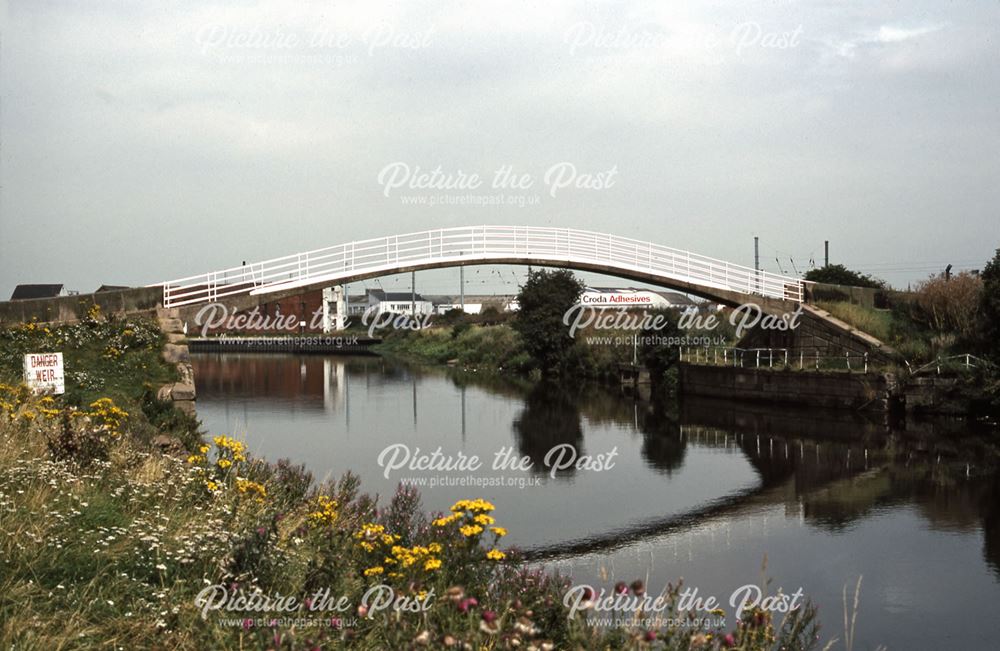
[364,566,385,576]
[450,499,495,514]
[236,479,267,500]
[486,549,505,561]
[205,480,220,492]
[459,525,484,537]
[490,526,508,538]
[217,459,232,469]
[424,558,442,571]
[307,495,339,526]
[474,514,495,526]
[355,523,386,540]
[428,542,443,554]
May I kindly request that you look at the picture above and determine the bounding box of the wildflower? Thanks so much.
[486,549,505,561]
[450,498,495,513]
[480,610,500,634]
[306,495,338,526]
[473,513,495,526]
[235,479,266,501]
[490,526,507,537]
[424,558,442,571]
[364,566,385,577]
[513,617,539,635]
[446,586,464,604]
[354,523,385,541]
[217,459,232,470]
[459,524,484,537]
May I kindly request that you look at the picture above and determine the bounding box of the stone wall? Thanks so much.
[679,363,894,411]
[739,304,897,365]
[154,307,196,416]
[0,287,162,326]
[904,375,987,416]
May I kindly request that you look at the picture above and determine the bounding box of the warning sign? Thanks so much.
[23,352,65,395]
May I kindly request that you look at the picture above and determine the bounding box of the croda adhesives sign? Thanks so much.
[23,352,65,395]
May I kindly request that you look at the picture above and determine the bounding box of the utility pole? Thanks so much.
[460,267,465,313]
[754,236,759,271]
[824,240,829,267]
[410,271,415,316]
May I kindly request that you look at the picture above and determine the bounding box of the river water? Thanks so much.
[192,352,1000,649]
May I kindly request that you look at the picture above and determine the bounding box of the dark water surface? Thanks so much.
[192,353,1000,650]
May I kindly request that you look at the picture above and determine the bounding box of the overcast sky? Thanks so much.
[2,0,998,298]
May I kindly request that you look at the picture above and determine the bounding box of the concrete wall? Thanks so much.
[679,363,894,411]
[0,287,162,325]
[806,282,888,309]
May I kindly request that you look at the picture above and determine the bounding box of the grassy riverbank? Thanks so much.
[1,314,824,649]
[375,320,691,382]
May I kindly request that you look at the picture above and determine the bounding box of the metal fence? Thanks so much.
[680,346,873,373]
[683,348,992,376]
[908,354,991,376]
[154,226,806,307]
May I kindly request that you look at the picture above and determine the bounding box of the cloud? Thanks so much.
[1,1,998,296]
[828,23,946,60]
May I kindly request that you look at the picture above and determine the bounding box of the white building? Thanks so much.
[365,289,434,316]
[435,303,483,315]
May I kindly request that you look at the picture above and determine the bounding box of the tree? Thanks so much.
[512,269,583,374]
[803,264,883,288]
[979,248,1000,364]
[639,308,683,391]
[910,272,982,340]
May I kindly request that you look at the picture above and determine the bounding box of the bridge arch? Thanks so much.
[157,226,805,308]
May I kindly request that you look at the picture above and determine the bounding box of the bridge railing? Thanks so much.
[681,346,873,373]
[156,226,805,307]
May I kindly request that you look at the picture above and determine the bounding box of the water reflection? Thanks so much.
[512,382,584,474]
[192,353,1000,648]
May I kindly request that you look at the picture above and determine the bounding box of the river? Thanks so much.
[191,352,1000,649]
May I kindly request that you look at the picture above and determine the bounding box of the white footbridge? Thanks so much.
[156,226,806,308]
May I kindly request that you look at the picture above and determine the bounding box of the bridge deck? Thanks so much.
[154,226,806,308]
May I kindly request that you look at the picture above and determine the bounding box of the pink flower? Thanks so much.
[723,633,736,647]
[482,610,498,623]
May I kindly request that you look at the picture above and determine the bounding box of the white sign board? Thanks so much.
[23,352,65,395]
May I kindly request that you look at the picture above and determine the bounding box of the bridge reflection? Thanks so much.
[191,353,1000,576]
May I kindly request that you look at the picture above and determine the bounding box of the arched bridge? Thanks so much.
[157,226,806,308]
